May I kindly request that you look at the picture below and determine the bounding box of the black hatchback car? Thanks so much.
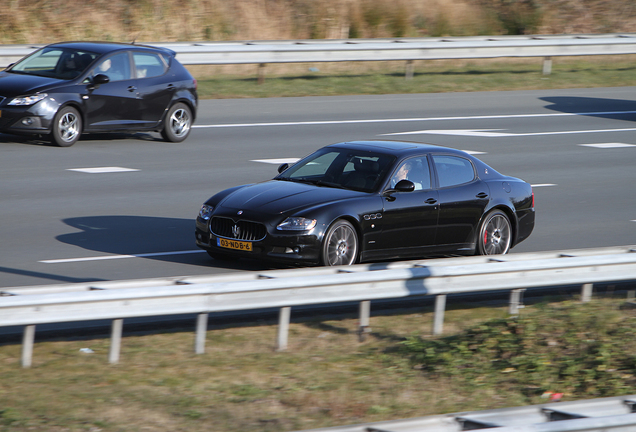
[196,140,535,266]
[0,41,197,146]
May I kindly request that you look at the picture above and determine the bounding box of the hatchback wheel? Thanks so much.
[477,210,511,255]
[161,103,192,142]
[321,220,358,266]
[51,106,82,147]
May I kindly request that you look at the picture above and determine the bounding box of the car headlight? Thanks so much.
[277,217,317,231]
[8,93,48,106]
[198,204,214,220]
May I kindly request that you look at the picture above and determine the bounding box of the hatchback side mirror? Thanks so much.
[277,163,290,173]
[92,74,110,85]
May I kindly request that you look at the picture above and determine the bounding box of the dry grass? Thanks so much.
[1,0,635,45]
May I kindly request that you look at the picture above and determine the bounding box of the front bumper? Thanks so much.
[195,217,323,265]
[0,103,55,135]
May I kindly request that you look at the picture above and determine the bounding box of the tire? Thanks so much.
[321,220,358,266]
[51,106,82,147]
[477,209,512,255]
[161,102,192,142]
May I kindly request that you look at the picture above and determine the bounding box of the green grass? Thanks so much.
[193,57,636,99]
[2,296,636,431]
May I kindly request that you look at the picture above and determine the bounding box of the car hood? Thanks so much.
[0,72,64,98]
[217,180,362,215]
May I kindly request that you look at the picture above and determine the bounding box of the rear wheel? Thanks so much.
[477,210,511,255]
[51,106,82,147]
[321,220,358,266]
[161,103,192,142]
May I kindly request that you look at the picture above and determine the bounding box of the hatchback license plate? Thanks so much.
[218,238,252,251]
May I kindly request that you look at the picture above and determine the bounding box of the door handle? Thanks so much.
[167,84,175,90]
[127,86,137,92]
[476,192,489,199]
[425,198,438,204]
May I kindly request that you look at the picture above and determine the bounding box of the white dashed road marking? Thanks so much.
[579,143,636,149]
[251,158,300,165]
[40,250,205,264]
[67,167,139,174]
[530,184,557,188]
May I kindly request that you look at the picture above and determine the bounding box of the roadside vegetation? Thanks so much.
[2,0,636,44]
[192,56,636,98]
[1,295,636,431]
[2,1,636,98]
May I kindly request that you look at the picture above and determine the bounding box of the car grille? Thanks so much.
[210,217,267,241]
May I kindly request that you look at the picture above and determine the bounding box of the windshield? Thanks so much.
[9,47,98,80]
[276,148,396,192]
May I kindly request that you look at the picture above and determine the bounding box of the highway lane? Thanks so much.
[1,86,635,288]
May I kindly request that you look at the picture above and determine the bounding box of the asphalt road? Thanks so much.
[2,86,635,288]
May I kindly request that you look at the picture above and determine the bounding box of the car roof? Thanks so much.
[44,41,175,57]
[327,140,469,157]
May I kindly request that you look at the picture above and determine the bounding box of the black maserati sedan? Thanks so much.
[0,41,197,146]
[195,140,535,266]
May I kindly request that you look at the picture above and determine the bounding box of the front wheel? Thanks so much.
[161,102,192,142]
[477,209,512,255]
[321,220,358,266]
[51,106,82,147]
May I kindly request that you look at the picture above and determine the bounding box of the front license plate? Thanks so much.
[217,238,253,252]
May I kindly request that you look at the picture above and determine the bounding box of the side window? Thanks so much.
[433,155,476,188]
[133,52,167,78]
[92,52,131,82]
[390,156,431,190]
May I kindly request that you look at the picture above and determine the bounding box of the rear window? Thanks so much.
[133,52,167,78]
[433,155,476,188]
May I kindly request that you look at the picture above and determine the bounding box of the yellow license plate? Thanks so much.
[217,238,253,251]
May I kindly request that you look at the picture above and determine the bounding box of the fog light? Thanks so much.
[21,118,34,126]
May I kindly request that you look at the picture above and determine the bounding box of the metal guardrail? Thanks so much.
[2,33,636,77]
[294,394,636,432]
[2,245,636,367]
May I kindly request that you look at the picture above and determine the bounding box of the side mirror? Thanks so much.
[395,179,415,192]
[92,74,110,85]
[277,163,290,173]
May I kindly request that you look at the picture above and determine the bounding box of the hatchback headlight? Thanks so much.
[8,93,48,106]
[277,217,317,231]
[198,204,214,220]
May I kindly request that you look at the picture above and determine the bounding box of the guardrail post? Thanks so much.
[433,294,446,336]
[195,313,208,354]
[543,56,552,75]
[21,325,35,368]
[405,60,414,80]
[509,289,525,315]
[358,300,371,342]
[257,63,266,85]
[109,319,123,364]
[581,283,593,303]
[276,306,291,351]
